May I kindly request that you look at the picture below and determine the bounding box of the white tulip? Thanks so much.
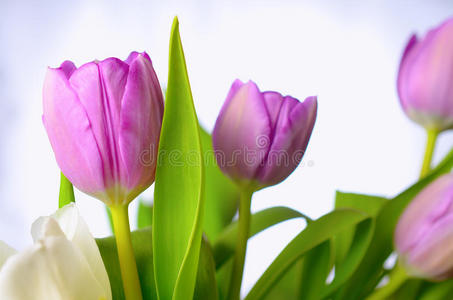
[0,203,112,300]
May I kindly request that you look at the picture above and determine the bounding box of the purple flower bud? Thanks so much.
[212,80,317,189]
[398,18,453,132]
[395,173,453,280]
[43,52,164,205]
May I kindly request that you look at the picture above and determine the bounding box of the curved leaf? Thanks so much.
[212,206,308,269]
[336,148,453,299]
[153,17,205,300]
[245,209,372,300]
[194,236,219,300]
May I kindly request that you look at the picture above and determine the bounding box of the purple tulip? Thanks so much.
[395,173,453,280]
[43,52,164,205]
[398,18,453,132]
[212,80,317,189]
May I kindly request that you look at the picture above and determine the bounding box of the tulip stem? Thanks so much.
[110,204,143,300]
[227,188,253,300]
[366,266,408,300]
[420,129,439,178]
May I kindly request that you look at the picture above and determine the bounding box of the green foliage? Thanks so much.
[245,209,373,300]
[137,200,153,229]
[59,172,75,208]
[152,17,205,300]
[199,127,239,242]
[335,148,453,299]
[97,228,157,300]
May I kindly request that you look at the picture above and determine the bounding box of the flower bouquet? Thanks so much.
[0,16,452,300]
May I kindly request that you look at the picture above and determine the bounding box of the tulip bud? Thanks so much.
[395,173,453,280]
[43,52,164,205]
[397,18,453,132]
[212,80,317,190]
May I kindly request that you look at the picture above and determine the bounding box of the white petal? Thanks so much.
[0,241,16,270]
[31,204,112,300]
[0,236,109,300]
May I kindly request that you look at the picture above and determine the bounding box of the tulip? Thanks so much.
[212,79,317,190]
[397,18,453,132]
[0,204,112,300]
[212,79,317,300]
[43,51,164,205]
[395,173,453,280]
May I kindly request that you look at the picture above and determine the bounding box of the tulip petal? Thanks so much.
[0,241,16,270]
[0,236,109,300]
[43,67,105,196]
[119,53,164,198]
[213,80,271,181]
[31,204,111,299]
[258,96,317,185]
[69,59,129,196]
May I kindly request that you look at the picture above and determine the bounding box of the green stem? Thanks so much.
[110,204,143,300]
[227,188,253,300]
[420,129,439,178]
[366,266,408,300]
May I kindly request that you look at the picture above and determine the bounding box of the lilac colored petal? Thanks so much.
[69,59,129,191]
[397,18,453,130]
[119,53,164,199]
[257,96,317,185]
[397,34,418,110]
[213,80,271,181]
[395,174,453,279]
[125,51,152,65]
[42,68,105,196]
[59,61,77,79]
[263,91,285,130]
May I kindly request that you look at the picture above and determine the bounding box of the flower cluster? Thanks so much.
[1,15,452,300]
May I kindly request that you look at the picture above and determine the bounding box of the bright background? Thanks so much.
[1,0,452,295]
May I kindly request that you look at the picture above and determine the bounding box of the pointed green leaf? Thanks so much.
[153,17,205,300]
[245,209,372,300]
[59,172,75,208]
[200,127,239,241]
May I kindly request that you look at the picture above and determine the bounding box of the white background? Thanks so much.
[1,0,452,295]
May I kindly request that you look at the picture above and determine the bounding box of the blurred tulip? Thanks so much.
[395,173,453,280]
[0,204,111,300]
[43,52,164,205]
[397,18,453,132]
[212,79,317,189]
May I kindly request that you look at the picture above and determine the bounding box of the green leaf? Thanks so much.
[336,148,453,300]
[418,280,453,300]
[194,236,219,300]
[245,209,372,300]
[334,192,386,265]
[212,206,308,269]
[96,228,157,300]
[152,17,205,300]
[59,172,75,208]
[200,127,239,242]
[299,240,332,300]
[137,200,153,229]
